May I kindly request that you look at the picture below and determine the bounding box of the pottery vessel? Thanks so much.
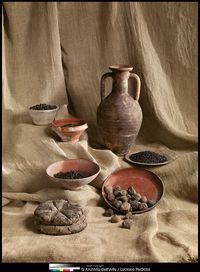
[97,65,143,156]
[51,118,88,143]
[102,168,164,214]
[46,159,100,190]
[29,104,59,125]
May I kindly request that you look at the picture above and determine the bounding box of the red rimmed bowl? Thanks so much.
[46,159,100,190]
[51,118,88,143]
[102,168,164,214]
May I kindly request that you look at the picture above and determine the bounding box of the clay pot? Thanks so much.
[97,65,143,156]
[46,159,100,190]
[51,118,88,143]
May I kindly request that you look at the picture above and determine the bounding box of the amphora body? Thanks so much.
[97,65,143,156]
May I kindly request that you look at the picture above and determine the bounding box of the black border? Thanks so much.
[1,1,199,272]
[0,262,199,272]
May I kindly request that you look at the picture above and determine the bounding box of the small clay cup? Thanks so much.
[51,118,88,143]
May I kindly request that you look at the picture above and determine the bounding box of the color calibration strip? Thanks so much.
[50,267,76,272]
[49,266,80,272]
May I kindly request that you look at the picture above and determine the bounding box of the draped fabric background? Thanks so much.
[2,2,198,262]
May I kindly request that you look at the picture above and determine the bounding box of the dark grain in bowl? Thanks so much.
[54,170,86,179]
[129,151,168,163]
[29,104,57,110]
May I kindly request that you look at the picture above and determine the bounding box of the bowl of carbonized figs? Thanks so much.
[102,167,164,214]
[46,159,100,190]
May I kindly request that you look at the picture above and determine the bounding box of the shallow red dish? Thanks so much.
[102,168,164,214]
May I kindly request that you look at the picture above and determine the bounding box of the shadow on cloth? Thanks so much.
[24,215,39,234]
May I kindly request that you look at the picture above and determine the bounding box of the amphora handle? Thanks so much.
[100,72,113,101]
[129,73,141,101]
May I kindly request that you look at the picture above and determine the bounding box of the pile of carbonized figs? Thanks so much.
[103,185,155,229]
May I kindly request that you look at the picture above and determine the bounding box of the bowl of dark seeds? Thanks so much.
[29,103,59,125]
[46,159,100,190]
[102,167,164,214]
[125,151,169,166]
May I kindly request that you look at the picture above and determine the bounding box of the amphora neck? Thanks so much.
[109,65,133,93]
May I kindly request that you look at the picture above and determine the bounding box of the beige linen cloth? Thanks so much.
[2,2,198,262]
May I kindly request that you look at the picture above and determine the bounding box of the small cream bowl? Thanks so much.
[29,104,59,125]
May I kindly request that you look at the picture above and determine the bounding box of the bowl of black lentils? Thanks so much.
[125,150,169,166]
[102,168,164,214]
[29,103,59,125]
[46,159,100,190]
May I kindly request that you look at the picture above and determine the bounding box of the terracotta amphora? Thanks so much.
[97,64,143,156]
